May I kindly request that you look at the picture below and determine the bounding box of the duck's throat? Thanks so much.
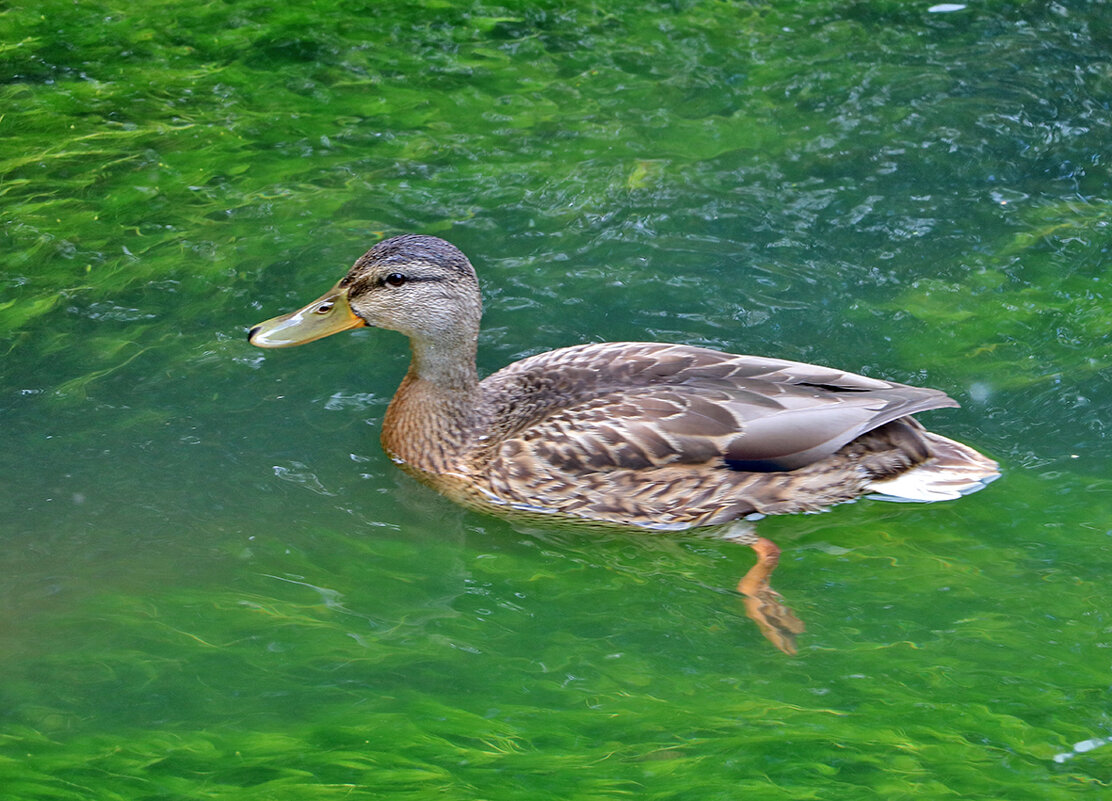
[380,339,480,474]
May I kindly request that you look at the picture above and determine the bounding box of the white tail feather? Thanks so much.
[866,432,999,503]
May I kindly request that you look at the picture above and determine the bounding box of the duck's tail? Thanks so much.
[866,432,1000,503]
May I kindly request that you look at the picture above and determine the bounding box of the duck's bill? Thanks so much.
[248,283,366,348]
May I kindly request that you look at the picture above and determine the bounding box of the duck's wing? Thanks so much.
[480,342,957,474]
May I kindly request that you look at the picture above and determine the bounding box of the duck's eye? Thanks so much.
[385,273,407,287]
[315,301,334,314]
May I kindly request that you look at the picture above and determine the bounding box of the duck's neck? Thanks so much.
[381,333,481,474]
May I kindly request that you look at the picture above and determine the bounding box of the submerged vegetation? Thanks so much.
[2,0,1110,798]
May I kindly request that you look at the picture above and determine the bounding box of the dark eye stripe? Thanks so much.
[379,274,446,287]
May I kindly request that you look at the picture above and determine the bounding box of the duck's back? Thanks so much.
[457,343,995,529]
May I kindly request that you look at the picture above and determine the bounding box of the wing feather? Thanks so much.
[479,342,957,476]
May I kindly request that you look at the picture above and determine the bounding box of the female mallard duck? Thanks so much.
[249,234,998,653]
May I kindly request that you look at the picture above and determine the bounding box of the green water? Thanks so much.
[2,0,1111,797]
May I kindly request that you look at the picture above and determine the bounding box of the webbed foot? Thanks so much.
[736,536,805,655]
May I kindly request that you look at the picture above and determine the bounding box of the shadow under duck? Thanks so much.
[249,235,998,654]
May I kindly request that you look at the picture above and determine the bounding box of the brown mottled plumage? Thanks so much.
[249,234,998,653]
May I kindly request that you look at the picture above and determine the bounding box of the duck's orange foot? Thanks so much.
[741,585,805,655]
[737,536,805,655]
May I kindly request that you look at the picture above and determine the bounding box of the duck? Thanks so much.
[249,234,999,654]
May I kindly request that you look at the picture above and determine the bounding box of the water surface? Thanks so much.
[2,1,1111,798]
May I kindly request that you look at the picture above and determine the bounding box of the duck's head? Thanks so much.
[248,235,481,349]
